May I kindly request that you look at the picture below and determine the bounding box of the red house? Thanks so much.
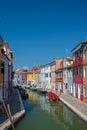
[72,42,83,101]
[22,71,28,86]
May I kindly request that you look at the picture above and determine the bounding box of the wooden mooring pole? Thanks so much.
[2,99,16,130]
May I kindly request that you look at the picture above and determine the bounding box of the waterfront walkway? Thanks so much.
[51,90,87,122]
[0,87,25,130]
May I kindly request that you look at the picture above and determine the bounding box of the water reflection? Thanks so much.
[38,94,73,126]
[15,90,87,130]
[28,90,87,130]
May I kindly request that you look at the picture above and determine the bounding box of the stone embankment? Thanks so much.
[0,88,25,130]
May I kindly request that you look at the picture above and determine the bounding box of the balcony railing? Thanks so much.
[55,77,63,82]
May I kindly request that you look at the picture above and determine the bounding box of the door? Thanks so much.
[78,85,80,99]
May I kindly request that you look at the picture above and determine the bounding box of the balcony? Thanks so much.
[73,57,83,67]
[83,58,87,65]
[55,77,63,82]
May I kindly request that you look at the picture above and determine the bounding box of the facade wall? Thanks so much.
[0,49,9,101]
[51,64,56,90]
[44,65,51,89]
[40,67,45,88]
[55,59,63,92]
[72,46,83,101]
[27,73,35,81]
[22,73,27,85]
[63,57,73,95]
[4,60,9,101]
[0,59,4,101]
[13,73,22,86]
[27,73,35,86]
[34,72,40,87]
[83,44,87,103]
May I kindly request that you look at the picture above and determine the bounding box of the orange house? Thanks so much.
[50,58,63,90]
[83,41,87,103]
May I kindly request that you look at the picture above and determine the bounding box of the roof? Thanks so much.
[71,40,87,53]
[65,56,72,61]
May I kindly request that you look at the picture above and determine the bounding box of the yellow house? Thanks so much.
[27,72,35,86]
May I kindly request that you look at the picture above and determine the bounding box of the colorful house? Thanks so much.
[72,42,83,101]
[50,61,56,90]
[13,69,22,86]
[44,63,51,90]
[83,41,87,103]
[0,52,4,102]
[0,41,9,102]
[4,43,13,97]
[0,36,4,103]
[22,70,28,87]
[40,65,46,88]
[27,70,35,86]
[63,56,73,95]
[34,68,41,88]
[50,58,63,91]
[55,59,63,92]
[0,36,13,103]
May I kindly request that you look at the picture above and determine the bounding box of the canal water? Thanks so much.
[15,90,87,130]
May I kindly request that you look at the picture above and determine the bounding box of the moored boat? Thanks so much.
[46,91,59,101]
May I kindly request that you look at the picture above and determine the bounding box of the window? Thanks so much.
[83,87,86,97]
[75,85,78,92]
[76,52,78,58]
[80,66,82,76]
[83,48,86,59]
[65,83,68,89]
[80,85,83,94]
[73,54,75,61]
[83,68,86,78]
[79,50,82,57]
[76,68,78,75]
[50,73,51,77]
[45,73,48,77]
[0,63,4,74]
[73,68,75,75]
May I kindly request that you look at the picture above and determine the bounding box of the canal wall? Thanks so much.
[0,89,25,130]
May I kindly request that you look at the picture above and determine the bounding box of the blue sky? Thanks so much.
[0,0,87,68]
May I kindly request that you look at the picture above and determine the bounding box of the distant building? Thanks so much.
[40,65,46,88]
[27,70,35,86]
[63,56,73,96]
[55,58,63,92]
[44,63,51,90]
[13,69,22,86]
[50,58,63,91]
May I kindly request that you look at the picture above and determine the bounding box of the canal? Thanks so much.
[15,90,87,130]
